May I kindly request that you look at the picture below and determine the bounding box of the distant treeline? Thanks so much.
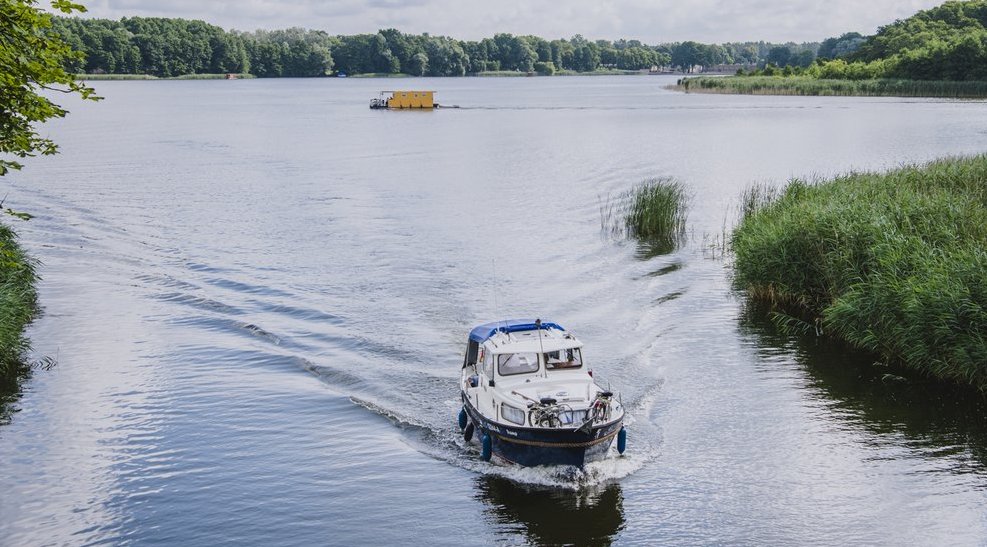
[743,0,987,81]
[52,16,819,78]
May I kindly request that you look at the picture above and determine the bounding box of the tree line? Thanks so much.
[51,16,820,77]
[744,0,987,81]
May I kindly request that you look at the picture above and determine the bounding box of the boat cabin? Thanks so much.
[463,320,583,374]
[462,319,601,427]
[369,90,435,109]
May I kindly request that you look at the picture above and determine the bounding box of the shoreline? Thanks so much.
[75,70,687,81]
[675,76,987,99]
[75,73,256,81]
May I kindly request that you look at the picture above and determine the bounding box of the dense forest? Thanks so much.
[51,16,818,78]
[747,0,987,80]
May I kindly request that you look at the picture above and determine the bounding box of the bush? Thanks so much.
[533,61,555,76]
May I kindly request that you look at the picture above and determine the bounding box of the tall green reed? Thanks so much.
[731,155,987,389]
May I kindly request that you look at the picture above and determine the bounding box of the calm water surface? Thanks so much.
[2,76,987,545]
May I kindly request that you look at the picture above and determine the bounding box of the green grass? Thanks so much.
[676,76,987,98]
[475,70,534,77]
[554,68,644,76]
[349,72,414,78]
[169,73,256,80]
[75,73,255,80]
[0,222,38,378]
[732,155,987,389]
[474,69,644,77]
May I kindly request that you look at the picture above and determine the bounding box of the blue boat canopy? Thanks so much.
[469,319,564,343]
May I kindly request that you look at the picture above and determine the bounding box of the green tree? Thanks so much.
[766,46,792,67]
[817,32,864,59]
[671,41,702,72]
[492,33,536,71]
[407,51,428,76]
[0,0,98,175]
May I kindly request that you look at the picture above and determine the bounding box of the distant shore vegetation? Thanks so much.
[52,16,815,79]
[679,1,987,97]
[675,76,987,98]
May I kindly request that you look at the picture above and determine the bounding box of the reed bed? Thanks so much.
[732,155,987,389]
[677,76,987,98]
[0,223,38,378]
[601,178,689,253]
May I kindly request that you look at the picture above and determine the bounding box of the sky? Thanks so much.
[73,0,947,43]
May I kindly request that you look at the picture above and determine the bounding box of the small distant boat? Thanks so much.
[370,90,437,109]
[458,319,626,467]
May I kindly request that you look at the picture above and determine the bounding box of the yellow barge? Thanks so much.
[370,90,435,109]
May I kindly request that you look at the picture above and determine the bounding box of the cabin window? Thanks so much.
[544,348,583,370]
[482,348,494,379]
[501,404,525,425]
[497,352,539,376]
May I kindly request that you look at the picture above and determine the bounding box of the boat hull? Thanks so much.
[461,393,623,467]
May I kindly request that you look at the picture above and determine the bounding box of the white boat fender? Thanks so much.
[481,433,492,461]
[617,427,627,454]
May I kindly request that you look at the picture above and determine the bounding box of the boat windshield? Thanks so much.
[544,348,583,370]
[497,352,539,376]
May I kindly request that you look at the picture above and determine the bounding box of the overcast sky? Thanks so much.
[74,0,945,43]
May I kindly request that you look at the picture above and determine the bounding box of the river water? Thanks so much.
[2,76,987,545]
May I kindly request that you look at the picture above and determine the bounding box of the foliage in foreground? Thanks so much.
[0,0,99,175]
[0,223,38,377]
[678,76,987,98]
[732,156,987,389]
[0,1,86,375]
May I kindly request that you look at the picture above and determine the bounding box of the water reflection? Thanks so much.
[740,308,987,473]
[0,366,30,426]
[477,476,625,546]
[634,240,678,260]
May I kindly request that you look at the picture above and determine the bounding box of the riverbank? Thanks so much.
[77,70,661,80]
[75,73,255,80]
[676,76,987,98]
[732,155,987,390]
[0,223,38,378]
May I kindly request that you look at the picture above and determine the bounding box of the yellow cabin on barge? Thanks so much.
[370,90,435,109]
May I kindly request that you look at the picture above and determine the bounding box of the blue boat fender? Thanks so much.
[481,433,492,461]
[617,426,627,455]
[458,407,467,431]
[464,422,475,443]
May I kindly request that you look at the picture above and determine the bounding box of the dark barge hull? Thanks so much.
[461,394,623,467]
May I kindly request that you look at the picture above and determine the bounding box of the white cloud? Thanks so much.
[75,0,946,42]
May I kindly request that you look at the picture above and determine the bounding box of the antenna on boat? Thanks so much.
[492,259,511,340]
[535,318,547,378]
